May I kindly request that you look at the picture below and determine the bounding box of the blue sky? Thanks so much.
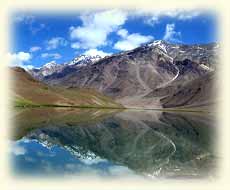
[9,9,217,69]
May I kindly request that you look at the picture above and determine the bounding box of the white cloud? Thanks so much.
[117,29,128,38]
[164,10,201,20]
[23,65,35,70]
[30,23,46,35]
[11,144,26,156]
[14,14,46,34]
[29,46,41,52]
[144,16,159,26]
[14,52,31,61]
[69,9,127,49]
[25,156,36,163]
[114,29,153,51]
[7,51,32,69]
[46,37,68,50]
[65,163,77,170]
[83,49,111,57]
[70,42,80,49]
[14,15,35,23]
[78,155,106,165]
[108,165,137,177]
[136,10,201,26]
[163,23,181,42]
[41,53,62,59]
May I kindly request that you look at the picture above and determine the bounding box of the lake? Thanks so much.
[10,108,217,179]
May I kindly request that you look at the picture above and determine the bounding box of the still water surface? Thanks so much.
[11,108,217,179]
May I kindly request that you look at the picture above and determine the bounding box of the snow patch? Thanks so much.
[43,61,57,69]
[199,64,214,71]
[68,55,102,66]
[147,40,167,53]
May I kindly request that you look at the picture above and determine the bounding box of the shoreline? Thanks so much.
[14,104,212,113]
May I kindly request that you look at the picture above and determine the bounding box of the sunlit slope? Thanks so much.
[10,67,122,108]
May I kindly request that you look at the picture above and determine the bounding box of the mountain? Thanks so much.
[159,71,216,109]
[68,54,102,66]
[28,40,219,109]
[28,61,64,81]
[28,55,103,80]
[10,67,122,108]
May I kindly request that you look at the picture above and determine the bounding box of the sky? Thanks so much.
[9,9,218,69]
[12,138,137,177]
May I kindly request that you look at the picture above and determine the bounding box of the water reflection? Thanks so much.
[11,108,217,179]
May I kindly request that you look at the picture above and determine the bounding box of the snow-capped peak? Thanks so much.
[40,61,62,76]
[43,61,58,69]
[147,40,168,53]
[68,54,102,66]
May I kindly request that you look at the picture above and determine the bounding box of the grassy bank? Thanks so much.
[14,97,125,109]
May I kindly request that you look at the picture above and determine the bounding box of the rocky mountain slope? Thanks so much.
[10,67,122,108]
[28,55,103,81]
[28,40,219,109]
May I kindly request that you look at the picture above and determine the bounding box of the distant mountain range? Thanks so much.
[28,54,103,81]
[17,40,218,110]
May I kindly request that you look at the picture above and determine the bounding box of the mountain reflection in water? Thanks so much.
[11,108,217,179]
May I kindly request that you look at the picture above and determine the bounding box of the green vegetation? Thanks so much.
[14,96,124,109]
[14,97,38,107]
[14,96,209,113]
[11,67,123,109]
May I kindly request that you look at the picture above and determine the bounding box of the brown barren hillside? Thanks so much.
[160,72,216,109]
[33,41,218,109]
[10,67,122,108]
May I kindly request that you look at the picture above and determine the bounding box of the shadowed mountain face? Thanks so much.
[12,108,217,178]
[160,72,216,108]
[29,41,219,109]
